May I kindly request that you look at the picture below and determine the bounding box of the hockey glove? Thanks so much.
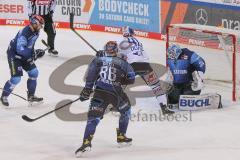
[191,71,204,91]
[34,49,45,60]
[96,50,105,57]
[80,87,93,101]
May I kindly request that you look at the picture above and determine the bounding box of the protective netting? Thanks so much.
[167,24,240,101]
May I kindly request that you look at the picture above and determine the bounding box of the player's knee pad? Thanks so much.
[28,68,39,80]
[9,76,21,85]
[88,98,105,118]
[8,77,21,90]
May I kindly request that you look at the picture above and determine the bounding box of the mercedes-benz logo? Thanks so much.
[195,8,208,25]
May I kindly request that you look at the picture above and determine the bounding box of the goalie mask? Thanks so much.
[122,26,134,37]
[167,44,182,59]
[104,41,118,56]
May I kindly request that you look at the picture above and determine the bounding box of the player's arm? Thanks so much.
[80,58,101,101]
[16,35,33,58]
[190,53,206,91]
[122,62,135,85]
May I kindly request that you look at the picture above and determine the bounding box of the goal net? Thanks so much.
[166,24,240,101]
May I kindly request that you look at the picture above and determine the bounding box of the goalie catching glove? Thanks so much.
[33,49,45,60]
[80,87,93,101]
[191,71,204,91]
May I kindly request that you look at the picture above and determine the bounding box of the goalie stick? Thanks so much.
[22,97,80,122]
[69,13,98,53]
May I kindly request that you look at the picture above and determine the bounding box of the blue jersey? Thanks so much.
[8,25,39,60]
[167,48,205,84]
[85,56,135,92]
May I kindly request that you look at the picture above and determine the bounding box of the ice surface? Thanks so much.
[0,26,240,160]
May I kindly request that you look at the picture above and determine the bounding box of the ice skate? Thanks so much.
[1,96,9,107]
[75,135,93,158]
[116,128,132,148]
[48,49,58,56]
[160,103,175,115]
[27,92,43,106]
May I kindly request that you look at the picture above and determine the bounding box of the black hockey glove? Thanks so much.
[80,87,93,101]
[33,49,45,60]
[96,50,105,57]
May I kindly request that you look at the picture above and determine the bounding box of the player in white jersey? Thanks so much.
[118,26,174,115]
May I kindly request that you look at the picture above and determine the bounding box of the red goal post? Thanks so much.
[166,24,240,101]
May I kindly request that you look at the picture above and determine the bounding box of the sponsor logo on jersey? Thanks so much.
[173,70,187,75]
[36,0,51,5]
[180,98,211,107]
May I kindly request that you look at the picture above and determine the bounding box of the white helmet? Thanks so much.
[122,26,134,37]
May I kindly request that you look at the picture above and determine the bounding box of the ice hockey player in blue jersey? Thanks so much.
[167,44,206,105]
[75,41,135,157]
[0,15,46,107]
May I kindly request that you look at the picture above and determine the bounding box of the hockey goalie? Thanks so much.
[166,44,222,111]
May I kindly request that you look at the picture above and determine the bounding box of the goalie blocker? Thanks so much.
[177,93,222,111]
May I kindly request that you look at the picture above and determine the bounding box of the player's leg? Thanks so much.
[167,83,184,110]
[1,55,22,106]
[131,62,174,114]
[24,63,43,102]
[116,92,132,147]
[182,83,201,95]
[75,89,115,157]
[168,84,182,104]
[43,15,58,55]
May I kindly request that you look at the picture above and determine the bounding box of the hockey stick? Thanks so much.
[69,13,98,53]
[41,39,51,51]
[0,87,28,101]
[22,97,80,122]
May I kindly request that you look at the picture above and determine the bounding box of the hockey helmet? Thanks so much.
[167,44,182,59]
[122,26,134,37]
[30,15,45,25]
[104,41,118,56]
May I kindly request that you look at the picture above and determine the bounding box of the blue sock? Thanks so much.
[119,108,131,134]
[83,117,100,140]
[27,79,36,95]
[27,68,38,95]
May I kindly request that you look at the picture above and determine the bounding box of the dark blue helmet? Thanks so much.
[167,44,182,59]
[104,41,118,56]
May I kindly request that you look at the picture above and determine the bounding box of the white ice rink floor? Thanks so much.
[0,26,240,160]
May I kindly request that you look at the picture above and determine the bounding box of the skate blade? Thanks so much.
[117,142,132,148]
[49,53,58,57]
[28,101,44,107]
[75,147,91,158]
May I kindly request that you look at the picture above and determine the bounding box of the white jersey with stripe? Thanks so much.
[118,37,149,64]
[27,0,57,16]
